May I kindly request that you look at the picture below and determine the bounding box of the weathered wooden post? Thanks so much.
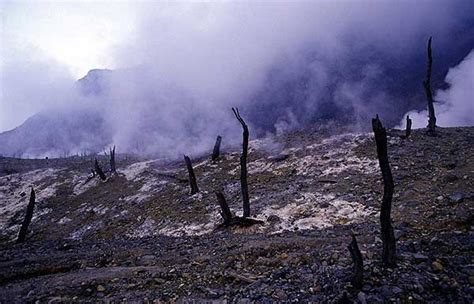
[372,115,396,267]
[17,188,36,243]
[232,107,250,218]
[212,136,222,161]
[348,233,364,288]
[184,155,199,195]
[423,37,437,135]
[109,146,116,173]
[94,159,107,181]
[215,191,233,226]
[405,115,412,139]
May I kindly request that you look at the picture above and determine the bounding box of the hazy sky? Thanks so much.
[0,0,141,131]
[1,0,137,78]
[0,0,472,149]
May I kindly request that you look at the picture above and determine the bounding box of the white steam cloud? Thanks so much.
[1,1,473,158]
[400,50,474,128]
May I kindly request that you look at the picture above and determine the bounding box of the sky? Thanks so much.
[1,0,137,78]
[0,0,141,131]
[0,0,473,157]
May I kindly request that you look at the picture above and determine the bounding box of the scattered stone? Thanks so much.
[444,173,458,182]
[394,229,405,240]
[449,192,464,204]
[273,289,287,300]
[357,291,367,304]
[469,276,474,286]
[270,154,289,162]
[267,215,282,223]
[432,261,444,272]
[445,161,457,169]
[1,127,473,302]
[413,253,429,263]
[136,255,156,266]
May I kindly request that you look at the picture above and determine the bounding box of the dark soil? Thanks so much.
[0,126,473,303]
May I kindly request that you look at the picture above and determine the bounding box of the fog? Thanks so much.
[1,1,473,158]
[400,50,474,129]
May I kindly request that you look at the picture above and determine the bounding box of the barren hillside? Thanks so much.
[0,126,473,303]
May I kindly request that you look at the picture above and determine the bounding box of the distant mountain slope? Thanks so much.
[0,69,113,158]
[77,69,113,96]
[0,109,111,158]
[0,21,472,159]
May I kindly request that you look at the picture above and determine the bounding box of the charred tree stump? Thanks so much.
[94,159,107,181]
[17,188,36,243]
[109,146,116,174]
[232,107,250,218]
[214,191,263,228]
[184,155,199,195]
[212,135,222,161]
[372,115,396,267]
[215,191,233,225]
[405,115,412,139]
[348,233,364,289]
[423,37,437,135]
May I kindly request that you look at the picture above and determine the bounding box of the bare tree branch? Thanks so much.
[184,155,199,195]
[232,107,250,218]
[372,115,396,267]
[109,145,116,174]
[94,159,107,181]
[348,233,364,288]
[17,188,36,243]
[212,136,222,161]
[423,36,437,135]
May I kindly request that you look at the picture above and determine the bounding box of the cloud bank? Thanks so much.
[1,1,473,158]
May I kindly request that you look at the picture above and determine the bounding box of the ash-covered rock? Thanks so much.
[0,126,473,302]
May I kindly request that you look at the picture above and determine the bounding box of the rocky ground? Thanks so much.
[0,126,473,303]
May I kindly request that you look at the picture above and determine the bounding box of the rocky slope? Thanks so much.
[0,126,473,303]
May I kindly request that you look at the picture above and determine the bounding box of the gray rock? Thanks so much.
[136,254,156,266]
[413,253,429,263]
[444,173,458,182]
[450,192,464,204]
[267,215,282,223]
[270,154,289,162]
[394,229,406,240]
[380,285,392,298]
[357,291,367,304]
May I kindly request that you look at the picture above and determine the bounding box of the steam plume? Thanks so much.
[1,1,473,158]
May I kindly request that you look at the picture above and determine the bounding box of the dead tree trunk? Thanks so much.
[212,136,222,161]
[423,37,436,135]
[184,155,199,195]
[214,191,263,228]
[232,108,250,218]
[109,146,116,173]
[94,159,107,181]
[372,115,396,267]
[17,188,36,243]
[215,191,232,225]
[348,233,364,289]
[405,115,412,139]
